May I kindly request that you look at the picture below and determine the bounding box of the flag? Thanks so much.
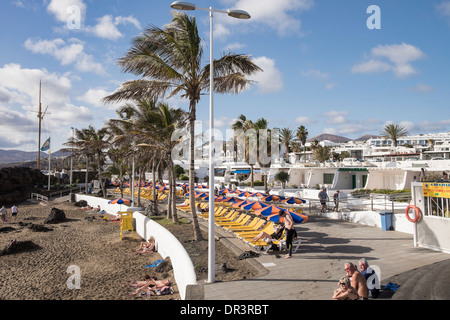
[41,137,50,153]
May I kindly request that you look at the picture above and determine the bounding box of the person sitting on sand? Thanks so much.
[133,237,155,254]
[129,275,172,296]
[332,276,359,300]
[252,224,284,243]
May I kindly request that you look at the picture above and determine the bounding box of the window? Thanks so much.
[323,173,335,184]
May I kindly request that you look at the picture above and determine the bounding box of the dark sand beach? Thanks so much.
[0,198,259,300]
[0,200,179,300]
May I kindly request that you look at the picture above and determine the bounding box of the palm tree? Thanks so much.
[312,145,331,163]
[280,127,294,162]
[381,123,408,148]
[145,102,187,222]
[296,125,309,162]
[103,12,261,241]
[252,118,271,193]
[231,114,256,187]
[83,125,109,197]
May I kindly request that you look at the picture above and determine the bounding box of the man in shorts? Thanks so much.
[11,204,18,222]
[318,188,329,212]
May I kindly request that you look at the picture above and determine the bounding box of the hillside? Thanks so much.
[0,149,69,165]
[307,133,351,143]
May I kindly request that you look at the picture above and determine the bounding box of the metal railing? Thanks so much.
[306,192,412,214]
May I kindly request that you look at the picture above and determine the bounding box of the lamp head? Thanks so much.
[228,9,251,19]
[170,1,196,10]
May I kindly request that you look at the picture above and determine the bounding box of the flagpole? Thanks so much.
[48,147,51,191]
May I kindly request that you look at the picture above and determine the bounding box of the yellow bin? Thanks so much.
[120,211,134,240]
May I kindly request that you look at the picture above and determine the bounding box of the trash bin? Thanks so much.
[379,212,393,231]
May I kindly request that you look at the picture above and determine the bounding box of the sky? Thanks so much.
[1,0,450,153]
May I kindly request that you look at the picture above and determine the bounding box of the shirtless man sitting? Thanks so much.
[344,262,369,300]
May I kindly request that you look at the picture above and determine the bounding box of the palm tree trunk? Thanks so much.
[189,105,203,241]
[85,156,89,194]
[168,155,178,222]
[152,156,158,215]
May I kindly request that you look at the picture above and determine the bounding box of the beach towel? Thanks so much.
[145,259,163,268]
[384,282,399,291]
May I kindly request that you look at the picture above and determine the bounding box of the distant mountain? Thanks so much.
[307,133,351,143]
[354,134,380,141]
[0,149,70,165]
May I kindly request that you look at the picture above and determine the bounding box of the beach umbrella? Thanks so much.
[250,191,268,198]
[232,200,253,208]
[108,197,132,205]
[218,188,232,195]
[237,191,252,198]
[195,184,208,189]
[201,195,222,202]
[267,210,308,224]
[219,197,241,204]
[282,197,306,204]
[262,194,285,202]
[253,205,285,216]
[195,192,209,198]
[108,197,133,211]
[241,201,269,211]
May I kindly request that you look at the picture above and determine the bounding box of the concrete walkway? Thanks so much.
[185,212,450,300]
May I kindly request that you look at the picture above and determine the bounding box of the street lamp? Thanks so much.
[170,1,250,283]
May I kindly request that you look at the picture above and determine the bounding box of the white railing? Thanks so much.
[30,193,48,203]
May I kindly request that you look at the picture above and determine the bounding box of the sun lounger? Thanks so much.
[211,211,239,223]
[199,206,227,218]
[225,217,264,233]
[216,213,249,227]
[235,222,275,240]
[245,230,286,254]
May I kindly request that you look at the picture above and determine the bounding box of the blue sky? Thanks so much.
[1,0,450,152]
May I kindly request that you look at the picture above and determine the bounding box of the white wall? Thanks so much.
[74,194,197,300]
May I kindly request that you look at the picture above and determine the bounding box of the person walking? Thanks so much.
[0,205,7,225]
[318,188,329,212]
[10,204,18,222]
[280,210,296,259]
[333,190,340,211]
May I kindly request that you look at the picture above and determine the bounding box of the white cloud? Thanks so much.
[224,42,246,51]
[325,83,338,90]
[407,84,435,94]
[352,43,426,78]
[436,1,450,20]
[323,110,349,125]
[85,15,142,40]
[47,0,86,23]
[215,0,314,38]
[295,116,316,125]
[24,38,105,75]
[251,56,283,93]
[352,59,392,74]
[0,63,93,149]
[301,69,329,80]
[77,87,120,110]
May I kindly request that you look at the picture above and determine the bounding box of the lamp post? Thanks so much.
[170,1,250,283]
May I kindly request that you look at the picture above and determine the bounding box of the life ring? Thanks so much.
[405,205,421,223]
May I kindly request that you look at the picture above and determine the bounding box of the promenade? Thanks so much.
[184,211,450,300]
